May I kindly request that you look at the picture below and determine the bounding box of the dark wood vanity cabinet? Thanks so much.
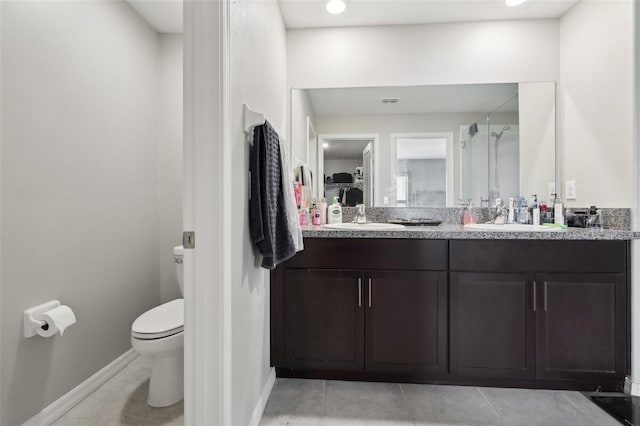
[449,240,629,389]
[450,272,536,379]
[535,272,627,381]
[365,270,447,375]
[283,269,364,371]
[271,239,448,378]
[272,238,629,391]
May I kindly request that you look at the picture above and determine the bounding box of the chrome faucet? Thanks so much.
[353,204,367,224]
[489,199,508,224]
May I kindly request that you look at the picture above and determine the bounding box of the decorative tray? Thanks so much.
[387,218,443,226]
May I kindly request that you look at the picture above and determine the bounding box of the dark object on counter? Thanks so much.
[589,395,640,425]
[567,210,589,228]
[332,172,354,183]
[325,175,333,184]
[388,218,443,226]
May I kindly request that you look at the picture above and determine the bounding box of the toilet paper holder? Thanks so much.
[24,300,60,338]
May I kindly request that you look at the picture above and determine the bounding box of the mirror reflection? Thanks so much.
[291,82,556,208]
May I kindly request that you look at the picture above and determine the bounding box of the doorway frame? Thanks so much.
[317,133,380,205]
[390,132,455,207]
[183,1,231,425]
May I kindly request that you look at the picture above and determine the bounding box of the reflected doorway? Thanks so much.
[318,134,379,207]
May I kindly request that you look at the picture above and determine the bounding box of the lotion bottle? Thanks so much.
[328,197,342,224]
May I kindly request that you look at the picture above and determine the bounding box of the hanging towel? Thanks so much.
[249,120,301,269]
[279,134,303,253]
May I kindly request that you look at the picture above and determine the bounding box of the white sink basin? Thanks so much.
[323,223,406,231]
[464,223,566,232]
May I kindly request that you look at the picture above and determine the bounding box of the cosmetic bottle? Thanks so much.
[299,208,308,226]
[311,203,321,226]
[508,197,516,223]
[531,195,540,226]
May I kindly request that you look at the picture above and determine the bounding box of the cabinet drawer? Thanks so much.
[450,240,627,273]
[286,238,448,270]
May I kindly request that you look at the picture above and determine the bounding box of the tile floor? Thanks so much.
[50,357,620,426]
[260,378,622,426]
[52,356,183,426]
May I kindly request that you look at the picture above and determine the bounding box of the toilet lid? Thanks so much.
[132,298,184,339]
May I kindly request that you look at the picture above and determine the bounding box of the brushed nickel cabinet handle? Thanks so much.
[368,278,372,307]
[533,281,537,312]
[544,281,548,311]
[358,278,362,307]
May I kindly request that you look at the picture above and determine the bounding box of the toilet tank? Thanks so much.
[173,245,185,295]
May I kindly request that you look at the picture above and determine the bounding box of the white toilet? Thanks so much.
[131,245,184,407]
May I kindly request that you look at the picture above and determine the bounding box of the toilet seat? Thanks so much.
[132,298,183,340]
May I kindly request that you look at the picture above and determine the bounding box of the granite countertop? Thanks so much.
[301,224,639,240]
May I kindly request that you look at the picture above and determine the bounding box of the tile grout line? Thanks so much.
[560,392,580,409]
[398,383,417,425]
[477,388,508,426]
[560,392,603,426]
[321,380,326,420]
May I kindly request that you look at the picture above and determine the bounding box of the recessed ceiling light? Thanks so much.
[323,143,329,149]
[326,0,346,15]
[505,0,527,6]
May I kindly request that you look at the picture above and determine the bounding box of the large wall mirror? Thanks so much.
[291,82,556,208]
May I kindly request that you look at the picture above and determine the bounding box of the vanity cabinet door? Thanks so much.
[450,272,536,379]
[284,269,365,371]
[535,273,626,382]
[364,271,447,376]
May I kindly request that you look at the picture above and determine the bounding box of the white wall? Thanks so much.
[288,20,559,89]
[0,2,161,424]
[559,0,634,207]
[519,81,556,201]
[158,34,183,302]
[230,0,287,424]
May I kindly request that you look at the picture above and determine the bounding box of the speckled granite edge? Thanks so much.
[339,207,632,231]
[301,225,637,240]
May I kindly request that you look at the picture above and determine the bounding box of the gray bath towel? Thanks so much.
[249,121,297,269]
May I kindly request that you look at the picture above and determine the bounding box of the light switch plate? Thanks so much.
[383,196,389,205]
[565,180,577,200]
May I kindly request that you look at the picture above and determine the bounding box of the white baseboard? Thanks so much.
[631,380,640,397]
[249,368,276,426]
[22,349,138,426]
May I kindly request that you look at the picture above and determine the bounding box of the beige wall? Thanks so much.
[158,34,183,302]
[0,1,163,424]
[288,20,560,89]
[230,0,288,424]
[559,0,634,207]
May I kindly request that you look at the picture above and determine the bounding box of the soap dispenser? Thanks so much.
[553,193,564,225]
[463,200,477,224]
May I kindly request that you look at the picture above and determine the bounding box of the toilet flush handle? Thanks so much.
[170,257,183,264]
